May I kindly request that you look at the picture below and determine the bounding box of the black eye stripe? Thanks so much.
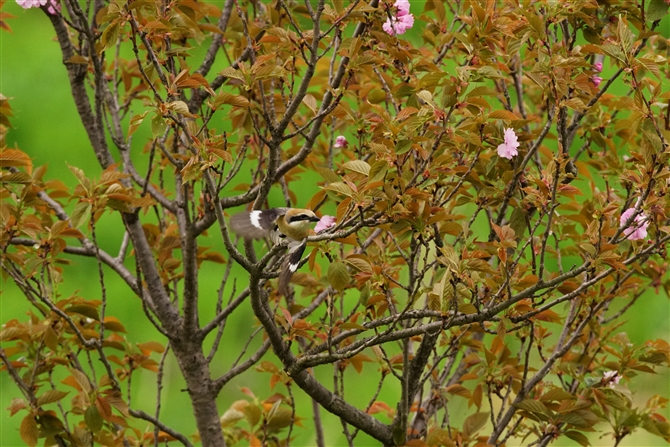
[290,214,313,222]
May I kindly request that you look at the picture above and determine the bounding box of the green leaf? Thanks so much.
[85,405,103,432]
[302,94,317,114]
[476,65,504,79]
[416,90,435,106]
[151,114,167,138]
[458,303,477,314]
[219,67,245,82]
[327,261,350,293]
[0,326,26,341]
[65,304,100,321]
[253,66,288,81]
[368,160,388,183]
[70,202,92,229]
[604,393,631,411]
[600,44,626,64]
[392,423,406,446]
[489,110,519,121]
[427,292,441,311]
[564,430,590,447]
[211,92,250,109]
[639,352,667,364]
[70,369,93,395]
[345,256,372,273]
[127,111,148,140]
[562,98,587,112]
[36,390,69,407]
[514,399,550,415]
[322,182,353,197]
[266,407,293,432]
[99,21,119,53]
[1,171,32,184]
[617,16,635,57]
[220,408,245,427]
[242,402,261,427]
[646,0,669,21]
[166,101,192,117]
[642,414,670,438]
[37,412,64,437]
[0,149,31,168]
[358,284,370,306]
[559,412,588,427]
[426,428,454,447]
[342,160,370,176]
[314,166,340,184]
[395,139,413,154]
[349,53,377,69]
[462,412,488,437]
[540,388,575,402]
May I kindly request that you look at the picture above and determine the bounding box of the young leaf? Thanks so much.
[514,399,550,415]
[564,430,591,447]
[462,412,489,437]
[84,404,103,432]
[70,202,92,229]
[36,390,69,407]
[20,414,38,447]
[327,261,350,293]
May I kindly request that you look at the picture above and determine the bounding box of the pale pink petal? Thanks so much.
[603,370,622,388]
[593,62,603,72]
[382,0,413,36]
[314,215,336,233]
[334,135,347,148]
[395,0,411,16]
[383,18,397,35]
[504,128,519,148]
[397,13,414,32]
[16,0,51,9]
[592,75,603,87]
[46,0,60,14]
[497,128,519,159]
[620,208,649,241]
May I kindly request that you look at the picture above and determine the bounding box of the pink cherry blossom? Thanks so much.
[497,128,519,159]
[16,0,46,8]
[603,370,622,388]
[383,0,414,36]
[383,14,414,35]
[620,208,649,240]
[593,62,603,72]
[314,215,336,233]
[16,0,59,14]
[591,75,603,87]
[395,0,410,15]
[334,135,348,148]
[46,0,60,14]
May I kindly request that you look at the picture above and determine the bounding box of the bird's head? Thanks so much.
[284,209,321,233]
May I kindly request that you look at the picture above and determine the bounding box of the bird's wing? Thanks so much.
[229,208,288,240]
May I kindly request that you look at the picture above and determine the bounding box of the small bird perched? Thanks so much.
[229,208,321,295]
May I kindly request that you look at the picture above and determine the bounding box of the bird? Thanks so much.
[229,208,321,295]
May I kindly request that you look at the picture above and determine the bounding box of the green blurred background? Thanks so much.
[1,3,668,446]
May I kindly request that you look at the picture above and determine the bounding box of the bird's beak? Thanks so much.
[310,216,321,222]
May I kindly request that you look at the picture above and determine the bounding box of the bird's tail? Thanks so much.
[278,239,307,296]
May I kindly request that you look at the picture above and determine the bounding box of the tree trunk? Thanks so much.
[172,341,225,447]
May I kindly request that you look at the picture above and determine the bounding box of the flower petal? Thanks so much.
[315,215,337,233]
